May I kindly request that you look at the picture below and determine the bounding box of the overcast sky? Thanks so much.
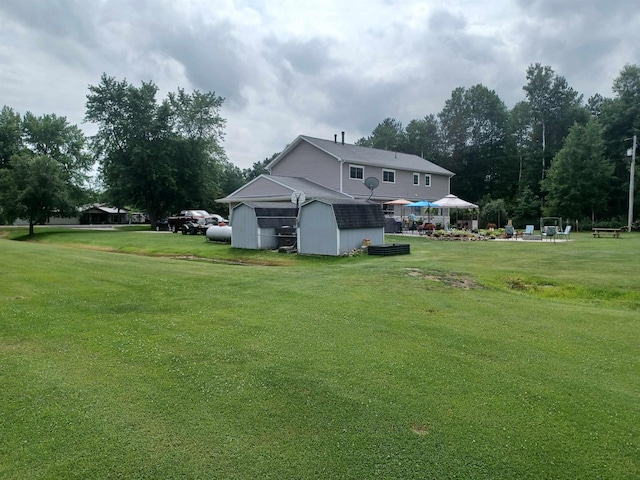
[1,0,639,169]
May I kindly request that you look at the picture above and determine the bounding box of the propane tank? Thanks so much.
[205,225,232,242]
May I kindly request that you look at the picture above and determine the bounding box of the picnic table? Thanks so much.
[592,227,622,238]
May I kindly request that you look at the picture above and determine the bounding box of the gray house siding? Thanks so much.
[270,141,341,190]
[267,136,454,202]
[231,176,293,199]
[341,162,450,201]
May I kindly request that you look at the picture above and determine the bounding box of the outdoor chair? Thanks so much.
[557,225,571,240]
[504,225,516,239]
[542,225,556,242]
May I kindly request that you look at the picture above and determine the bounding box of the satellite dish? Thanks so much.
[363,177,379,200]
[291,191,306,206]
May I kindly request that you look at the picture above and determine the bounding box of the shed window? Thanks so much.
[425,174,432,187]
[413,173,419,186]
[350,165,364,180]
[383,169,395,183]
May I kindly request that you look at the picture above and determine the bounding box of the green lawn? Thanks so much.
[1,228,638,479]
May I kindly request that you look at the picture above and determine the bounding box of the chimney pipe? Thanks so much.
[341,131,345,145]
[334,134,337,143]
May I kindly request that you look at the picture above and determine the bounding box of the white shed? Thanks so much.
[297,199,385,256]
[231,202,298,250]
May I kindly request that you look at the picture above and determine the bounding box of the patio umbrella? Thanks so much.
[384,198,413,205]
[406,200,441,223]
[384,198,413,220]
[405,200,441,208]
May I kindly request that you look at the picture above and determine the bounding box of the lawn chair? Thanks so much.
[557,225,571,240]
[523,225,534,235]
[542,225,556,242]
[504,225,516,239]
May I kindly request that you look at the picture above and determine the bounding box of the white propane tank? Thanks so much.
[205,225,232,242]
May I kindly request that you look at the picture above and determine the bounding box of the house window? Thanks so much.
[425,174,431,187]
[382,169,395,183]
[350,165,364,180]
[413,173,420,186]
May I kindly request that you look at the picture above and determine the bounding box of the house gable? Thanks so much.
[269,139,341,191]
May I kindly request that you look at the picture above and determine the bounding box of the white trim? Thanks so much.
[424,174,432,187]
[413,172,420,186]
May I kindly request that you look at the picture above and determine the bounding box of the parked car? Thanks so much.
[167,210,228,233]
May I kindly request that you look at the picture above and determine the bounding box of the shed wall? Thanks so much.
[230,204,259,249]
[298,202,339,255]
[257,227,279,250]
[338,227,384,253]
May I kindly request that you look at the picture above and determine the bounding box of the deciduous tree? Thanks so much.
[0,153,74,235]
[85,74,227,227]
[0,109,90,233]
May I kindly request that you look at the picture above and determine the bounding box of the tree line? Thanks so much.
[1,64,638,232]
[0,74,272,232]
[356,63,640,227]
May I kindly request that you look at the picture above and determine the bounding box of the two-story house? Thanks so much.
[217,134,455,218]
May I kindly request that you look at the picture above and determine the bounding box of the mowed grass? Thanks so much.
[1,228,638,479]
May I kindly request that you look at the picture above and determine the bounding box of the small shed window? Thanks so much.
[383,169,395,183]
[425,174,432,187]
[413,173,420,186]
[350,165,364,180]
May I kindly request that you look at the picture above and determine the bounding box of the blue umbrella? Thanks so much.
[406,200,440,208]
[406,200,441,223]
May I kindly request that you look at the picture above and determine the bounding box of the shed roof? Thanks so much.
[304,199,385,229]
[235,202,298,228]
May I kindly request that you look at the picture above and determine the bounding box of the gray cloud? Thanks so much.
[153,21,251,107]
[1,0,639,169]
[0,0,97,45]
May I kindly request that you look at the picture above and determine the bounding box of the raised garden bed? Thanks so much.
[368,243,410,256]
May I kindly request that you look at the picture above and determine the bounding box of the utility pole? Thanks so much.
[628,135,637,232]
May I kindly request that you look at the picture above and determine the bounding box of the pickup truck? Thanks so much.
[167,210,227,233]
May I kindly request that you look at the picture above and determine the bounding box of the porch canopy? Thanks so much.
[434,194,479,229]
[434,194,478,209]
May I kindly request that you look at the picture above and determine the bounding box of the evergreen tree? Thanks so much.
[542,119,613,220]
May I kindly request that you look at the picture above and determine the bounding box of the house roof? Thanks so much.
[303,199,385,229]
[217,174,353,203]
[268,135,454,177]
[79,204,128,214]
